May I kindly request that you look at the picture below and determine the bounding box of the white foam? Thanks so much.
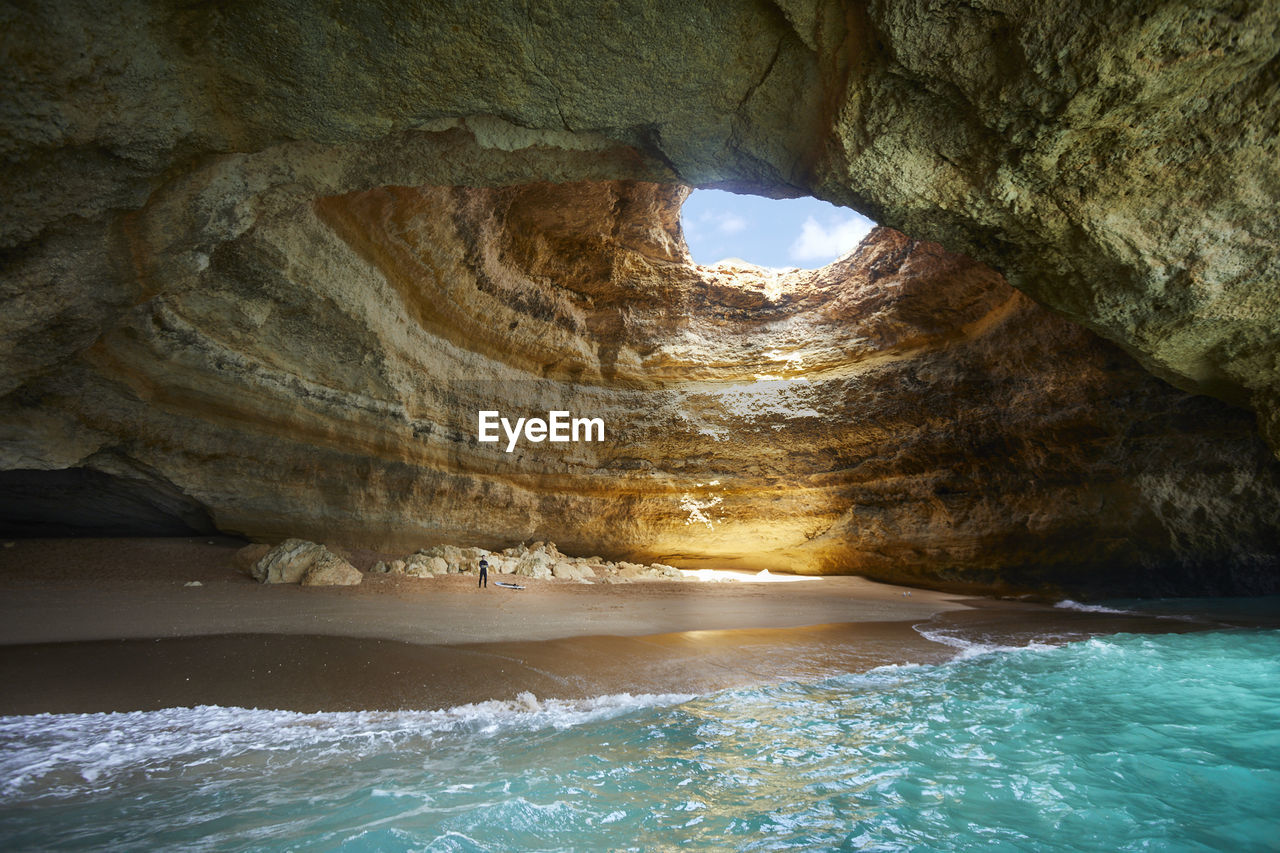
[1054,599,1138,615]
[914,626,1058,662]
[0,691,695,801]
[1055,599,1204,623]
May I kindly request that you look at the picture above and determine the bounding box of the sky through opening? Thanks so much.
[680,189,876,270]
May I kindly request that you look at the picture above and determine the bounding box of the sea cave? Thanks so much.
[2,1,1279,849]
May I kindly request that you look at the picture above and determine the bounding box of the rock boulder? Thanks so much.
[252,539,361,586]
[299,551,363,586]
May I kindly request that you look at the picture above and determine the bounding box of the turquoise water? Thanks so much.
[3,630,1280,851]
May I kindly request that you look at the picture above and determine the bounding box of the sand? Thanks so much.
[0,538,968,645]
[0,537,1219,715]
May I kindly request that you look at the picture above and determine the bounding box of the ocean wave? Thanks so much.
[1053,599,1138,615]
[4,632,1279,851]
[0,691,694,800]
[913,626,1059,661]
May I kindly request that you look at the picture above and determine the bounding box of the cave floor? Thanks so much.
[0,538,1233,714]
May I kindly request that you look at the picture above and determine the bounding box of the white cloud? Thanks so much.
[789,215,874,263]
[696,210,749,235]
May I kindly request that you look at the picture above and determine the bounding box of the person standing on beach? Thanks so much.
[478,558,488,589]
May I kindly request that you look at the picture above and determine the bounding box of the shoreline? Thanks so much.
[0,536,981,714]
[0,537,1255,716]
[0,621,956,715]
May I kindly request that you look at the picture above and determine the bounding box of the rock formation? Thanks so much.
[252,539,362,586]
[2,175,1278,595]
[2,2,1279,595]
[4,0,1277,439]
[373,540,679,583]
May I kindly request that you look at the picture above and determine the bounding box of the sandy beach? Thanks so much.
[0,537,1217,715]
[0,538,968,646]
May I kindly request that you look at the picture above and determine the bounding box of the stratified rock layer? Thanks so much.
[2,176,1278,596]
[3,3,1280,595]
[3,0,1277,441]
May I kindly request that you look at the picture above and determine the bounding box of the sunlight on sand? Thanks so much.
[677,568,823,584]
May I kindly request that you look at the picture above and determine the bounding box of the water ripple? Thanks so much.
[2,631,1279,851]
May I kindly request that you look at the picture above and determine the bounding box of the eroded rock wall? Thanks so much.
[3,2,1280,594]
[4,0,1277,445]
[819,0,1280,440]
[2,177,1277,595]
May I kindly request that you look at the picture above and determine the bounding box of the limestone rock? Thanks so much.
[3,0,1278,436]
[513,555,554,581]
[3,5,1280,596]
[251,539,326,584]
[610,562,680,582]
[498,541,577,580]
[252,539,323,584]
[413,545,488,575]
[485,555,516,575]
[299,551,362,586]
[403,554,450,578]
[248,538,361,586]
[551,561,595,581]
[231,543,272,575]
[4,191,1278,596]
[614,562,650,580]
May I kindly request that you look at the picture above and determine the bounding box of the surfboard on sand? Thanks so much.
[494,581,525,590]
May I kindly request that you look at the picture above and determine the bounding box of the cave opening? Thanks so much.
[5,5,1280,845]
[0,174,1267,595]
[679,188,877,270]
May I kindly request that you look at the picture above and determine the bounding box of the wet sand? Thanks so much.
[0,623,960,715]
[0,538,1254,714]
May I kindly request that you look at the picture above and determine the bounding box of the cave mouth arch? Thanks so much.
[679,188,877,271]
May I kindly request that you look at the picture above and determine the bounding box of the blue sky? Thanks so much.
[680,189,877,269]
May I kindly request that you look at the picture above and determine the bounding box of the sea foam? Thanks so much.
[3,631,1279,852]
[0,691,694,801]
[913,624,1059,661]
[1053,598,1138,615]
